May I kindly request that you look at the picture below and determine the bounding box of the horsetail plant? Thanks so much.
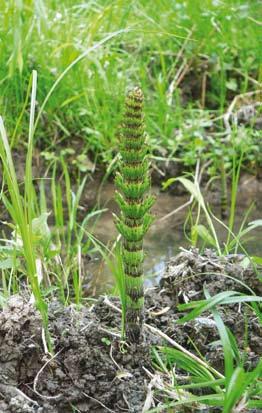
[220,155,228,219]
[115,87,154,343]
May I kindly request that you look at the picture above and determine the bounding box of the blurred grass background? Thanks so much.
[0,0,261,165]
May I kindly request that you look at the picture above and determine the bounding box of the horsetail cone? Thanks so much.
[115,87,154,343]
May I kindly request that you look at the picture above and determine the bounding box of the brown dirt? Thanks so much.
[0,248,261,412]
[148,248,262,371]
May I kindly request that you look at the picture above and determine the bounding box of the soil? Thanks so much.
[0,248,261,413]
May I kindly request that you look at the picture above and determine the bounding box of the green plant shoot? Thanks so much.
[115,87,154,343]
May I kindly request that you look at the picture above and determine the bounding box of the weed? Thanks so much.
[115,87,154,343]
[0,1,260,171]
[0,70,105,311]
[150,289,262,412]
[0,71,50,346]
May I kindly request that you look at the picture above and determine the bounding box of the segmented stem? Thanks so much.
[220,156,228,219]
[115,87,154,343]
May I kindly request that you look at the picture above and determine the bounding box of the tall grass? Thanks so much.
[0,70,48,330]
[0,0,260,167]
[163,149,262,256]
[0,70,106,312]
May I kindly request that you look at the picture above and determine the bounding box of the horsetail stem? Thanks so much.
[115,87,154,343]
[220,155,228,219]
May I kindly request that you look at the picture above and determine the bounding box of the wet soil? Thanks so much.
[0,249,261,413]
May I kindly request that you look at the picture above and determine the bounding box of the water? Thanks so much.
[87,176,262,292]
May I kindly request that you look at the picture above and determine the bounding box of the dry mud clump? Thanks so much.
[0,296,151,413]
[0,248,261,412]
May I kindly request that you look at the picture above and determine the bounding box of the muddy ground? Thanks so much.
[0,249,261,413]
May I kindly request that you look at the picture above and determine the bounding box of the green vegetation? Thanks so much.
[115,87,154,342]
[163,165,262,258]
[151,346,262,412]
[0,1,261,411]
[1,0,261,176]
[0,71,49,342]
[150,288,262,412]
[0,72,105,320]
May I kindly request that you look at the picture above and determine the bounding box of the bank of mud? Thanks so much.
[0,249,261,412]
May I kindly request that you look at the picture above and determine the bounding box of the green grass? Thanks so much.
[0,0,260,171]
[163,148,262,257]
[0,70,105,320]
[0,2,261,410]
[0,70,52,348]
[150,290,262,412]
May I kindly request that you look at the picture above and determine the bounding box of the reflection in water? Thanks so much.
[88,179,262,292]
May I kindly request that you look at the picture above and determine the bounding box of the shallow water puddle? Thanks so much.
[87,178,262,293]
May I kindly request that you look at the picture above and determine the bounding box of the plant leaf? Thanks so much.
[177,291,238,323]
[195,224,217,247]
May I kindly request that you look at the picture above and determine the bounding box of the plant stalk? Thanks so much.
[115,87,154,343]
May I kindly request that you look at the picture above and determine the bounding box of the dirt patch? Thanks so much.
[0,249,261,412]
[0,296,152,413]
[147,248,262,370]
